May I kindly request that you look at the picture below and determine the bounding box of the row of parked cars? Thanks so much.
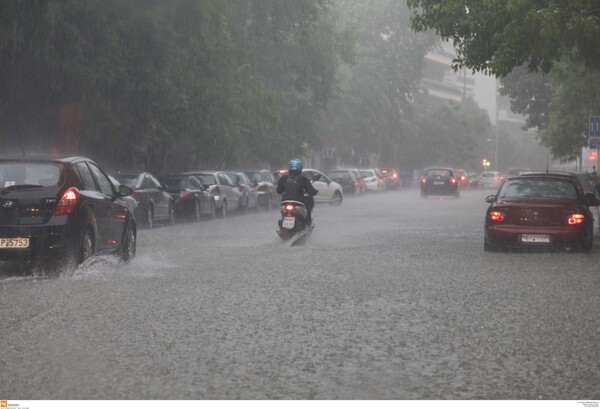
[0,156,404,270]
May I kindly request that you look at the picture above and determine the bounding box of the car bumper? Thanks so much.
[0,224,70,260]
[422,185,458,195]
[485,224,584,248]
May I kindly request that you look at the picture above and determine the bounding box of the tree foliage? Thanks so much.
[407,0,600,77]
[0,0,350,173]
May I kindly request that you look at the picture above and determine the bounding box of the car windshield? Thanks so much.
[498,179,578,200]
[116,175,139,189]
[197,174,217,186]
[0,163,61,188]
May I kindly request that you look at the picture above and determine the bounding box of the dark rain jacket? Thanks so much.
[276,173,318,203]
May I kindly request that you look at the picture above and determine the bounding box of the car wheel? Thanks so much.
[122,225,136,262]
[78,228,94,264]
[581,225,593,253]
[145,205,154,229]
[330,191,343,206]
[193,200,202,223]
[218,201,227,218]
[168,203,175,226]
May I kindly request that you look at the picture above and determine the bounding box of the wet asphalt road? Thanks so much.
[1,189,599,399]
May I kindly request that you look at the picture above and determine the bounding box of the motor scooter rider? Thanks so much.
[276,158,318,224]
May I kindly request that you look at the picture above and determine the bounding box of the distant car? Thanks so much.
[161,174,215,221]
[246,170,276,210]
[327,169,362,196]
[381,168,402,190]
[0,157,136,266]
[453,169,468,188]
[302,169,343,205]
[466,172,480,189]
[190,171,242,217]
[108,175,138,215]
[420,167,459,198]
[115,172,175,228]
[359,169,385,192]
[484,172,598,252]
[479,171,504,189]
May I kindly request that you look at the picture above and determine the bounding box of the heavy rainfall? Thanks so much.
[1,0,599,401]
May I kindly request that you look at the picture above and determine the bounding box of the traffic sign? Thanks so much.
[590,136,600,150]
[589,116,600,137]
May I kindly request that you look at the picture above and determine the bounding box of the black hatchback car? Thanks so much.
[0,157,136,266]
[420,167,460,198]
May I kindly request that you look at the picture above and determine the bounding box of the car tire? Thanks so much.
[193,200,202,223]
[121,225,136,262]
[168,203,175,226]
[330,191,343,206]
[78,227,94,264]
[581,225,593,253]
[218,201,227,218]
[145,205,154,229]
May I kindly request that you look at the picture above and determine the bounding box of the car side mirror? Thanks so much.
[585,192,599,206]
[119,185,133,197]
[485,194,496,203]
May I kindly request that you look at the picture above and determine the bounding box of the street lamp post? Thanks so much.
[495,102,499,171]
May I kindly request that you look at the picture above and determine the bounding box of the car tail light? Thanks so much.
[568,214,585,225]
[180,190,193,200]
[489,211,505,222]
[392,173,398,179]
[257,184,269,192]
[450,178,457,184]
[460,175,466,181]
[238,184,245,191]
[421,177,427,184]
[54,187,79,216]
[211,186,220,196]
[354,181,361,187]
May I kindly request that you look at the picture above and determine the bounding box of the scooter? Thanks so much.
[277,199,313,243]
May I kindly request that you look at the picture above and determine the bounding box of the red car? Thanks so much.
[484,172,598,252]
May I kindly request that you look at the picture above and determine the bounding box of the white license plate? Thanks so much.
[282,217,295,229]
[0,238,30,248]
[433,181,444,185]
[521,234,550,243]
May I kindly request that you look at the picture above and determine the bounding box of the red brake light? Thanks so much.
[568,214,584,225]
[421,177,427,184]
[450,178,457,184]
[180,190,193,199]
[489,211,504,222]
[54,187,79,216]
[285,204,294,211]
[392,173,398,179]
[460,175,466,181]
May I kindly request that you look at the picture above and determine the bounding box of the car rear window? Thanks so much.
[0,163,61,187]
[426,169,451,178]
[481,172,495,177]
[247,172,263,183]
[498,179,578,200]
[360,171,375,177]
[328,171,350,180]
[197,174,217,186]
[163,176,191,189]
[116,175,139,189]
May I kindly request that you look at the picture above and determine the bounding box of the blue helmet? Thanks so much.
[288,158,303,172]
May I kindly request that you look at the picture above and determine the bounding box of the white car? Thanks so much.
[302,169,343,205]
[359,169,385,192]
[479,171,504,189]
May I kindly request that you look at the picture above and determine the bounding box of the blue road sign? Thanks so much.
[589,136,600,150]
[589,116,600,137]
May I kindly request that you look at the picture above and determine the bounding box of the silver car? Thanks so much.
[191,171,242,217]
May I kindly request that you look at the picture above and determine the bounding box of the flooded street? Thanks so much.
[1,190,599,399]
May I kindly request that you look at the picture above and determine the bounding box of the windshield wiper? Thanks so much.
[1,184,44,195]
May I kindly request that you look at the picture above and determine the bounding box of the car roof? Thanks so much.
[0,155,91,164]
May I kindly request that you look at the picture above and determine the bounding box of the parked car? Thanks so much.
[115,171,174,228]
[327,169,362,196]
[108,175,138,215]
[161,174,215,221]
[359,169,386,192]
[479,171,504,190]
[226,171,258,211]
[190,171,241,217]
[484,172,598,252]
[302,169,344,205]
[0,156,136,266]
[420,167,460,198]
[245,170,276,209]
